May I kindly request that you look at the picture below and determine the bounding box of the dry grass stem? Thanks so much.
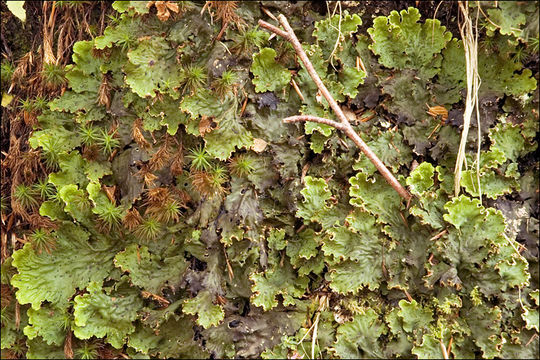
[454,2,482,199]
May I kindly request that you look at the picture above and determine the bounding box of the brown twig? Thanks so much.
[259,15,412,201]
[224,246,234,281]
[284,115,345,130]
[290,78,305,101]
[447,336,453,356]
[439,339,449,360]
[214,21,229,42]
[141,290,170,306]
[430,229,448,241]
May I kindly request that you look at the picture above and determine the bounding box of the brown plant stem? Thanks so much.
[259,15,412,201]
[439,339,450,360]
[284,115,345,130]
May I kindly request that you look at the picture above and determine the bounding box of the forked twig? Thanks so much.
[259,15,412,201]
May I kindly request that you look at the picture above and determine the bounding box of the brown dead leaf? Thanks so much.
[103,185,117,204]
[427,105,448,121]
[199,116,214,137]
[147,1,179,22]
[341,106,357,123]
[251,138,267,153]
